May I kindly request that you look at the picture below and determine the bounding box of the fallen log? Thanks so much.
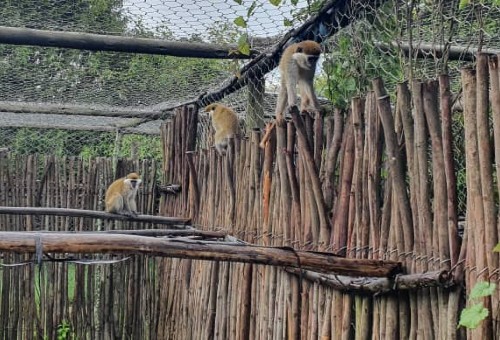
[0,232,402,277]
[285,268,453,294]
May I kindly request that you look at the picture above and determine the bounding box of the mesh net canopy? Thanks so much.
[0,0,499,180]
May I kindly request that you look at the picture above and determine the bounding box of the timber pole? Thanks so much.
[0,232,402,277]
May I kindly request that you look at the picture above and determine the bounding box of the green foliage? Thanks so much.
[459,281,497,329]
[459,303,490,329]
[57,320,74,340]
[232,1,262,55]
[234,16,248,28]
[470,281,497,299]
[269,0,282,6]
[459,0,500,9]
[238,34,251,56]
[494,243,500,252]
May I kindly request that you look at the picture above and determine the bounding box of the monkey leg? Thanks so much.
[105,194,123,214]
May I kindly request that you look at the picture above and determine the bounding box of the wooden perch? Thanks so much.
[375,41,500,62]
[103,229,226,239]
[0,207,191,226]
[0,232,402,277]
[0,26,258,59]
[285,268,453,294]
[0,100,165,119]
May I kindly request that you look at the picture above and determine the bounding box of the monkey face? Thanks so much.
[293,52,319,70]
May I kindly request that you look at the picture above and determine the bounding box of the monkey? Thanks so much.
[105,172,141,217]
[204,103,240,156]
[259,40,322,148]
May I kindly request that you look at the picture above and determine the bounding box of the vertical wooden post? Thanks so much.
[246,77,266,130]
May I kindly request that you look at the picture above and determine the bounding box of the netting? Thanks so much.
[1,0,499,209]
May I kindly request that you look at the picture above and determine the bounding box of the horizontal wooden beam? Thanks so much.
[103,229,226,239]
[286,268,453,293]
[1,116,160,135]
[0,26,258,59]
[0,207,191,226]
[0,231,402,277]
[375,41,500,62]
[0,101,166,119]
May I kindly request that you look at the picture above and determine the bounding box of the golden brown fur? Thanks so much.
[204,103,240,156]
[276,40,322,120]
[260,40,322,148]
[105,172,141,217]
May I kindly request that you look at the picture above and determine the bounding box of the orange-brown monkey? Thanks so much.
[260,40,322,148]
[105,172,141,217]
[205,103,240,156]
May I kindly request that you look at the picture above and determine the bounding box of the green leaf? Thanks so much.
[459,303,489,329]
[234,16,247,28]
[494,243,500,252]
[283,18,293,27]
[459,0,470,9]
[237,35,251,56]
[247,1,258,17]
[291,0,299,5]
[269,0,281,6]
[470,282,496,300]
[233,0,243,5]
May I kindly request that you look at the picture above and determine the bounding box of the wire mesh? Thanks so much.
[1,0,499,210]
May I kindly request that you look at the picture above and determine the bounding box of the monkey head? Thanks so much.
[292,40,322,70]
[124,172,141,189]
[204,103,218,115]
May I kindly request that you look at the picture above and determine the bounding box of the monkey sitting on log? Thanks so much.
[105,172,141,217]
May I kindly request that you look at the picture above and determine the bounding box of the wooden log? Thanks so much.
[490,56,500,242]
[262,123,276,225]
[373,78,414,250]
[374,41,500,62]
[0,207,191,226]
[423,80,450,267]
[476,53,498,276]
[290,107,330,241]
[0,232,402,277]
[461,66,489,339]
[0,100,164,118]
[438,74,459,268]
[285,268,453,294]
[322,108,344,210]
[0,25,257,59]
[103,229,226,238]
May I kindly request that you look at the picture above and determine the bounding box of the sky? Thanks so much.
[122,0,307,39]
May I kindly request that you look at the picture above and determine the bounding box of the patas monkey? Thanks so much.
[204,103,240,156]
[105,172,141,217]
[260,40,322,148]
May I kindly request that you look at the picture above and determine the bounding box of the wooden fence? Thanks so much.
[0,154,161,339]
[157,54,500,339]
[0,54,499,339]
